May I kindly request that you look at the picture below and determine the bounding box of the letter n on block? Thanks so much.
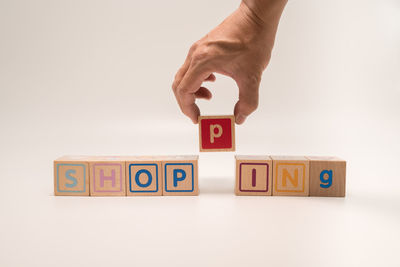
[54,156,89,196]
[272,156,310,196]
[198,115,235,152]
[307,156,346,197]
[162,156,199,196]
[126,157,162,196]
[235,155,272,196]
[89,158,126,196]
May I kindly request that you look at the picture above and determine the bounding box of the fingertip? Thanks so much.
[194,87,213,100]
[205,73,216,82]
[235,114,247,125]
[185,103,200,124]
[190,114,199,124]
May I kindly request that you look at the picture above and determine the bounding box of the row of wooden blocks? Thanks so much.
[235,155,345,197]
[54,155,346,197]
[54,156,199,196]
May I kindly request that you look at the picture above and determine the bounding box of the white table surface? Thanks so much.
[1,0,399,266]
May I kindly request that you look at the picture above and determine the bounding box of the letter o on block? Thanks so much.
[127,162,162,196]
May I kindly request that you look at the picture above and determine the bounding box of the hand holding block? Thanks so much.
[161,156,199,196]
[54,156,90,196]
[307,156,346,197]
[272,156,310,196]
[125,156,162,196]
[89,157,126,196]
[235,155,272,196]
[198,115,235,152]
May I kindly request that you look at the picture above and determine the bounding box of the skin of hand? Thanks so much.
[172,0,288,124]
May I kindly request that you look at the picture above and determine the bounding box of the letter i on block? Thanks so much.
[54,156,90,196]
[272,156,310,196]
[307,156,346,197]
[162,156,199,196]
[89,157,126,196]
[235,155,272,196]
[125,156,162,196]
[198,115,235,152]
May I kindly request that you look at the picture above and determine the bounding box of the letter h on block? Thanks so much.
[89,157,126,196]
[272,156,310,196]
[162,156,199,196]
[235,155,272,196]
[198,115,235,152]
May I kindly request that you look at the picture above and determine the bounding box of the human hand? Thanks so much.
[172,0,287,124]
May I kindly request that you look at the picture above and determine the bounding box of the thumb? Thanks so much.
[234,75,260,124]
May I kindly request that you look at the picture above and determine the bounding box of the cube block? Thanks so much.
[272,156,310,196]
[126,156,162,196]
[54,156,90,196]
[307,156,346,197]
[89,157,126,196]
[198,115,235,152]
[235,155,272,196]
[161,155,199,196]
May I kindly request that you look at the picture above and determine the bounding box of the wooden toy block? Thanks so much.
[89,156,126,196]
[307,156,346,197]
[161,155,199,196]
[198,115,235,152]
[235,155,272,196]
[125,156,162,196]
[271,156,310,196]
[54,156,90,196]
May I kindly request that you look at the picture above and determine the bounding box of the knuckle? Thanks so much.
[189,41,200,54]
[245,73,261,86]
[191,46,212,65]
[176,85,186,94]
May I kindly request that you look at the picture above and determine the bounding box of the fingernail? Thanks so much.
[236,114,247,124]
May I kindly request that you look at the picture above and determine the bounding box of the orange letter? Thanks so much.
[282,169,298,187]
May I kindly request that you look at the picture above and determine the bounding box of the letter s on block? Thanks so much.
[210,124,223,143]
[320,170,333,188]
[65,169,78,188]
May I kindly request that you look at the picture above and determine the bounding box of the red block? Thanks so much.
[198,115,235,152]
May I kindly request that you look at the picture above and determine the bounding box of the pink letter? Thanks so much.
[100,169,116,187]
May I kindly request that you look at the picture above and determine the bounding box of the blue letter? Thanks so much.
[173,169,186,187]
[135,169,152,187]
[320,170,333,188]
[65,169,78,188]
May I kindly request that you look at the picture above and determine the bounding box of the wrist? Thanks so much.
[241,0,287,27]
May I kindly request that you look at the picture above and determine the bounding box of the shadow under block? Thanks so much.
[161,156,199,196]
[89,157,126,196]
[307,156,346,197]
[235,155,272,196]
[198,115,235,152]
[272,156,310,196]
[54,156,90,196]
[125,157,162,196]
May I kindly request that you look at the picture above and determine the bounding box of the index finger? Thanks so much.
[175,65,212,123]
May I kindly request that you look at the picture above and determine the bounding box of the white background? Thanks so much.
[1,0,399,266]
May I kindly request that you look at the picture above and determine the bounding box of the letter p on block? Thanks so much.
[198,115,235,152]
[162,156,199,196]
